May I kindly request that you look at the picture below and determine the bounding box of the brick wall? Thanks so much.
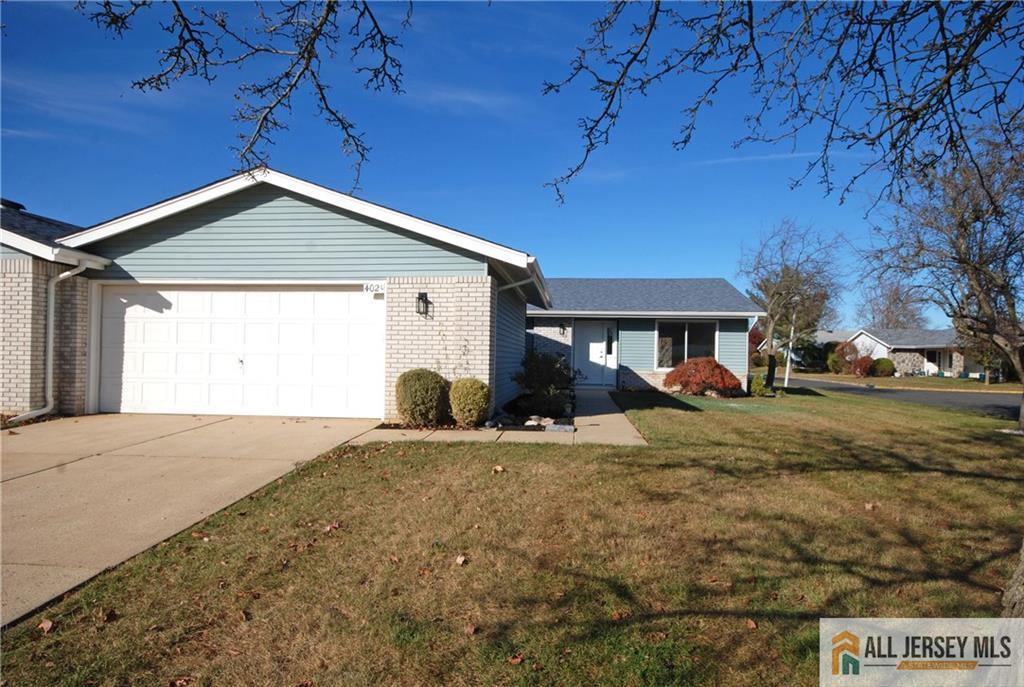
[531,319,573,359]
[1,256,90,417]
[384,275,496,421]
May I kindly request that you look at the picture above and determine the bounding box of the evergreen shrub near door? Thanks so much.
[396,369,450,427]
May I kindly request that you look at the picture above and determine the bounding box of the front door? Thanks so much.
[573,320,617,387]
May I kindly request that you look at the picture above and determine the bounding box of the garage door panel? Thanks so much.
[99,285,384,418]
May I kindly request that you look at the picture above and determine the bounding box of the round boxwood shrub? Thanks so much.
[873,357,895,377]
[449,378,491,427]
[396,368,450,427]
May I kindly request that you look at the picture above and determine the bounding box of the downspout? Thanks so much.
[8,263,89,425]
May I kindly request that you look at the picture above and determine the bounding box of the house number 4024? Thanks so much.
[363,282,386,294]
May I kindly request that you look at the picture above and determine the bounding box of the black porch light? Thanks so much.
[415,292,431,317]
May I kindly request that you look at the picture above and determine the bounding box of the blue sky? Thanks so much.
[2,2,922,325]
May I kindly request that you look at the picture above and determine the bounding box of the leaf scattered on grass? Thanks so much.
[507,652,524,665]
[610,609,632,621]
[865,502,880,511]
[37,618,53,634]
[463,623,478,636]
[388,554,400,564]
[455,554,468,566]
[745,618,758,630]
[492,465,505,474]
[323,521,340,533]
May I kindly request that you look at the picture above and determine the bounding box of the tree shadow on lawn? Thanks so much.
[611,391,702,412]
[474,498,1017,683]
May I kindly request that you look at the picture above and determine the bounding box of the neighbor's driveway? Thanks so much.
[1,413,376,625]
[793,377,1021,421]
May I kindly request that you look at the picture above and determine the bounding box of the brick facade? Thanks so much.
[530,319,573,359]
[383,275,496,421]
[618,369,666,391]
[1,256,90,417]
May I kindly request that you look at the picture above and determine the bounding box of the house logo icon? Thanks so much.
[832,630,860,676]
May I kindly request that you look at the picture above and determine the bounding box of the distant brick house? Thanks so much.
[847,327,984,376]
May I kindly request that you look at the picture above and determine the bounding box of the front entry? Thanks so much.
[573,320,617,387]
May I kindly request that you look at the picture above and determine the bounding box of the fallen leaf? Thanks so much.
[507,652,524,665]
[388,554,400,564]
[97,608,119,623]
[492,465,505,474]
[463,623,479,636]
[455,554,468,566]
[417,567,433,577]
[323,521,340,533]
[169,678,193,687]
[240,608,253,622]
[37,618,54,634]
[865,502,879,511]
[745,619,758,630]
[7,429,19,435]
[190,531,207,539]
[611,609,631,621]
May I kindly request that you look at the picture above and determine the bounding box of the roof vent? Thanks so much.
[1,198,26,212]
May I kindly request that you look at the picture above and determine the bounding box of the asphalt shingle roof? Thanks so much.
[861,327,957,348]
[527,278,761,314]
[1,204,82,248]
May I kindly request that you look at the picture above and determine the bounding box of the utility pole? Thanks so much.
[783,317,796,388]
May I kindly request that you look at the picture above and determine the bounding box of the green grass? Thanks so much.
[789,370,1023,392]
[3,389,1021,686]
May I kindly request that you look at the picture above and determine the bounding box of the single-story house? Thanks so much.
[527,279,762,390]
[847,327,984,376]
[1,169,760,422]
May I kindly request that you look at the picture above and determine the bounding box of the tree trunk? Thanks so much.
[1018,390,1023,432]
[766,354,778,388]
[1004,538,1024,617]
[984,368,991,385]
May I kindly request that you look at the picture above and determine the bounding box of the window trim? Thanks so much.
[653,319,720,371]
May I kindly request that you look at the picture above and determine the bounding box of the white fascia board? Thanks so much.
[59,168,534,271]
[847,329,890,348]
[529,310,766,318]
[1,229,109,268]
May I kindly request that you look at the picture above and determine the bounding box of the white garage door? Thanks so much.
[99,285,385,418]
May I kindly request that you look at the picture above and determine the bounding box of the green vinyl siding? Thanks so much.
[88,184,488,280]
[717,318,749,383]
[618,319,656,371]
[494,287,526,408]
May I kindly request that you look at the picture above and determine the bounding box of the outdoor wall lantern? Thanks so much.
[415,292,432,317]
[559,322,567,336]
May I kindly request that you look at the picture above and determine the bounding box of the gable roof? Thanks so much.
[850,327,957,349]
[527,278,763,317]
[1,204,108,268]
[57,168,549,306]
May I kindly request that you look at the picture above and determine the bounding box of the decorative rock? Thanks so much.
[524,420,539,426]
[539,417,555,426]
[484,420,496,428]
[545,424,575,432]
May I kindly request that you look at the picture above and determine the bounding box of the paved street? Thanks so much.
[791,377,1021,421]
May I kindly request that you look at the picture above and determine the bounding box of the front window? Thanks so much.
[656,321,717,368]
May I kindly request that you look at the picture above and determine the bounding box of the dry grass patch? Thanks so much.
[2,389,1021,686]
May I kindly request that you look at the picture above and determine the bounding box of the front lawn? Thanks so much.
[790,370,1023,392]
[3,390,1021,686]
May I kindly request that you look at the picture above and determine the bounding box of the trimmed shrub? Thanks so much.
[829,341,859,374]
[396,368,450,427]
[449,378,491,427]
[750,351,766,368]
[873,357,895,377]
[749,374,771,397]
[663,357,742,396]
[514,350,574,394]
[851,356,875,378]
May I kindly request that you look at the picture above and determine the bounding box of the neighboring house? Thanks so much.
[756,328,855,358]
[527,278,763,391]
[847,327,984,376]
[1,169,548,422]
[1,169,761,423]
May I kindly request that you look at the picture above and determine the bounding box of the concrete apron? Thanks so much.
[1,414,377,625]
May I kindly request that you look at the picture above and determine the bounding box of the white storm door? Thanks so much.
[99,285,385,418]
[573,320,617,387]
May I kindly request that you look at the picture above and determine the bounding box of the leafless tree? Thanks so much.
[855,279,929,330]
[740,220,840,388]
[868,129,1023,430]
[80,0,411,187]
[545,2,1024,203]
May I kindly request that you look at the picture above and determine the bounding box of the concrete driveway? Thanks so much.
[1,413,377,625]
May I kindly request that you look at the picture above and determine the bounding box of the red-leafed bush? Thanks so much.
[851,356,875,377]
[663,357,742,396]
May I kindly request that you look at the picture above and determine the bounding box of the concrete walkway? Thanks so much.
[1,414,377,625]
[350,389,647,446]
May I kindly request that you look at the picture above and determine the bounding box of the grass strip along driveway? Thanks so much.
[3,389,1021,686]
